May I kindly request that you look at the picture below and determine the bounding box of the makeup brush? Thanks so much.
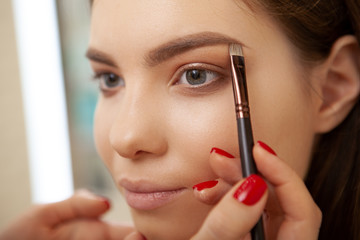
[229,43,265,240]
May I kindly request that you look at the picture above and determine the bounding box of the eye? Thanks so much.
[93,72,125,91]
[177,69,219,86]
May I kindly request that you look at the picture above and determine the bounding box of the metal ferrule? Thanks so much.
[230,55,250,119]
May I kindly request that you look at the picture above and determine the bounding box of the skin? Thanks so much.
[1,0,358,239]
[89,0,327,239]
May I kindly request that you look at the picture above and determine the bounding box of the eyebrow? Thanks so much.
[86,48,117,68]
[86,31,242,68]
[145,32,242,67]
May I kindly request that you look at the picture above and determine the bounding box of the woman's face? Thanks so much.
[89,0,321,239]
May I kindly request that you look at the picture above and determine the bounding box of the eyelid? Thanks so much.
[170,63,227,87]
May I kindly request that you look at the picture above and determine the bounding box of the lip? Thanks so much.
[119,178,187,210]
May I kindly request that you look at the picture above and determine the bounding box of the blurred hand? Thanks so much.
[0,189,145,240]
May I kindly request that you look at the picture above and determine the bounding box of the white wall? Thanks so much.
[0,0,32,229]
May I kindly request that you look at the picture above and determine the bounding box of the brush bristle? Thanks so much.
[229,43,243,56]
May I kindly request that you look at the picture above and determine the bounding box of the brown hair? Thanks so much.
[246,0,360,239]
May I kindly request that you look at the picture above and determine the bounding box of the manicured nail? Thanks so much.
[233,174,267,206]
[98,197,111,210]
[103,199,111,210]
[192,180,219,191]
[257,141,277,156]
[77,190,111,210]
[210,147,235,158]
[95,194,111,210]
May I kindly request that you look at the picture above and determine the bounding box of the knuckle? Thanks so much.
[31,203,52,218]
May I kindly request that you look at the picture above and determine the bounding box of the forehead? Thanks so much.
[89,0,269,50]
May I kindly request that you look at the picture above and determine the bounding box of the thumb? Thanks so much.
[39,189,111,226]
[192,174,267,240]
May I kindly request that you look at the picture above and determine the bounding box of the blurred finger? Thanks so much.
[40,189,110,226]
[52,219,135,240]
[123,231,147,240]
[106,222,136,240]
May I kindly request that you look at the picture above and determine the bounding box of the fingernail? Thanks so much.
[233,174,267,206]
[192,180,219,191]
[257,141,277,156]
[210,147,235,158]
[102,198,111,210]
[96,194,111,210]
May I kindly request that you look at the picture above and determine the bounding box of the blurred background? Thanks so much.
[0,0,131,229]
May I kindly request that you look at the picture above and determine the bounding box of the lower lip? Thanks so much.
[124,188,186,210]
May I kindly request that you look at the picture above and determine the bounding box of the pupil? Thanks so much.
[191,70,200,79]
[106,74,118,87]
[186,69,206,85]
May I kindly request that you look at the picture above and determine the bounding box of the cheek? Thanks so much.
[93,100,114,168]
[249,70,316,178]
[167,87,239,171]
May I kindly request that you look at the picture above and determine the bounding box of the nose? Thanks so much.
[109,88,168,160]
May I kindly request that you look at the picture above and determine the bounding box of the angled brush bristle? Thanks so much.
[229,43,243,56]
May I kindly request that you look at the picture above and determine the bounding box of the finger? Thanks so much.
[123,231,147,240]
[193,179,232,205]
[192,174,268,240]
[106,222,137,240]
[253,141,322,239]
[39,189,111,226]
[209,148,242,184]
[53,219,135,240]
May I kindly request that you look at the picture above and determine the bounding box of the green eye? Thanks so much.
[103,73,123,87]
[94,72,125,91]
[179,69,218,86]
[186,69,207,85]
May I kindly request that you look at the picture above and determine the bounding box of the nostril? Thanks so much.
[109,131,141,159]
[107,100,168,160]
[134,150,146,156]
[109,123,168,160]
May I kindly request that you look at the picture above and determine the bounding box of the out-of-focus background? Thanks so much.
[0,0,131,230]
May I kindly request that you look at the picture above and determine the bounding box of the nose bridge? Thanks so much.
[109,84,167,159]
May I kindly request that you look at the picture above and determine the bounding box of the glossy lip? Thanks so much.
[119,178,187,211]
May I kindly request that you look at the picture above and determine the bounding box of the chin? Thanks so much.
[130,195,213,240]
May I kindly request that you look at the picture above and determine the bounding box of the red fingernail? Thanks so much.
[233,174,267,206]
[103,199,111,210]
[98,197,111,210]
[192,180,219,191]
[257,141,277,156]
[210,147,235,158]
[95,194,111,210]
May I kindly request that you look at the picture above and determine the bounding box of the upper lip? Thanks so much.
[118,178,186,193]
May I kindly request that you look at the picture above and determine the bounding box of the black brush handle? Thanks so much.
[237,117,265,240]
[237,117,256,177]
